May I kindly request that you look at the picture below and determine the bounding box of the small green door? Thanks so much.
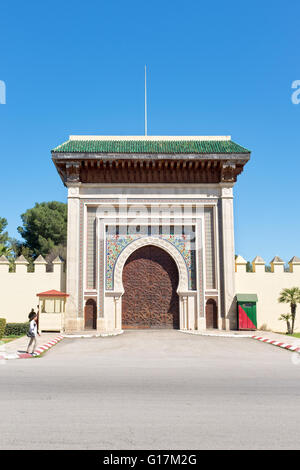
[237,294,258,330]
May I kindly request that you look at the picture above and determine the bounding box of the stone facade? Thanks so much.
[64,187,229,332]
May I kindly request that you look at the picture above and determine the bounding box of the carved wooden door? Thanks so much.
[84,299,97,329]
[205,299,218,329]
[122,246,179,329]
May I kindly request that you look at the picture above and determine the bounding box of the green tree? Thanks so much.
[0,217,11,257]
[278,287,300,334]
[18,202,67,257]
[9,238,34,271]
[246,261,253,272]
[45,244,67,271]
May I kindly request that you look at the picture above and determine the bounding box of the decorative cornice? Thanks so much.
[66,161,81,183]
[54,158,247,186]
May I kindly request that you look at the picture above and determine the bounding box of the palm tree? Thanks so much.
[279,313,292,334]
[278,287,300,334]
[0,243,12,258]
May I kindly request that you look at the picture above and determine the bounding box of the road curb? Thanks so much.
[63,330,124,338]
[0,334,64,360]
[179,330,252,338]
[252,335,300,353]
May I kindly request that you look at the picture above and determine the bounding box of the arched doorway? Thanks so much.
[122,245,179,329]
[206,299,218,329]
[84,299,97,329]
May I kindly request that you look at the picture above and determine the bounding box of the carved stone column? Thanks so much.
[180,296,188,330]
[65,185,81,331]
[113,295,121,330]
[220,185,236,330]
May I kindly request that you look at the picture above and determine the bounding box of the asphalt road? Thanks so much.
[1,330,300,450]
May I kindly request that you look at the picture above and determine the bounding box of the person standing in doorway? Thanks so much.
[26,311,40,355]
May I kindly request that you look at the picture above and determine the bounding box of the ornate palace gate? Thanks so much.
[52,134,251,332]
[122,245,179,329]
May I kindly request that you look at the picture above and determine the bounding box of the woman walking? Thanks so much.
[26,311,39,354]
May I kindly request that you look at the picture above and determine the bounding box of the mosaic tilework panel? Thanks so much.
[106,228,196,291]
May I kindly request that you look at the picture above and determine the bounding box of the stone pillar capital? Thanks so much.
[67,185,81,197]
[220,185,233,198]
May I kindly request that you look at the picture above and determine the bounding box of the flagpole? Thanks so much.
[145,65,147,136]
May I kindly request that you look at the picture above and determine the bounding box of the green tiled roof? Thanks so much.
[52,139,250,155]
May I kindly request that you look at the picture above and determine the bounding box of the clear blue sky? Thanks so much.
[1,0,299,263]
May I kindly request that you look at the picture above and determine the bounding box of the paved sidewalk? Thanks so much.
[0,333,64,359]
[253,330,300,343]
[182,328,300,353]
[251,331,300,352]
[182,328,299,341]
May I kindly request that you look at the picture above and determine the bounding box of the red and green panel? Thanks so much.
[236,294,258,330]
